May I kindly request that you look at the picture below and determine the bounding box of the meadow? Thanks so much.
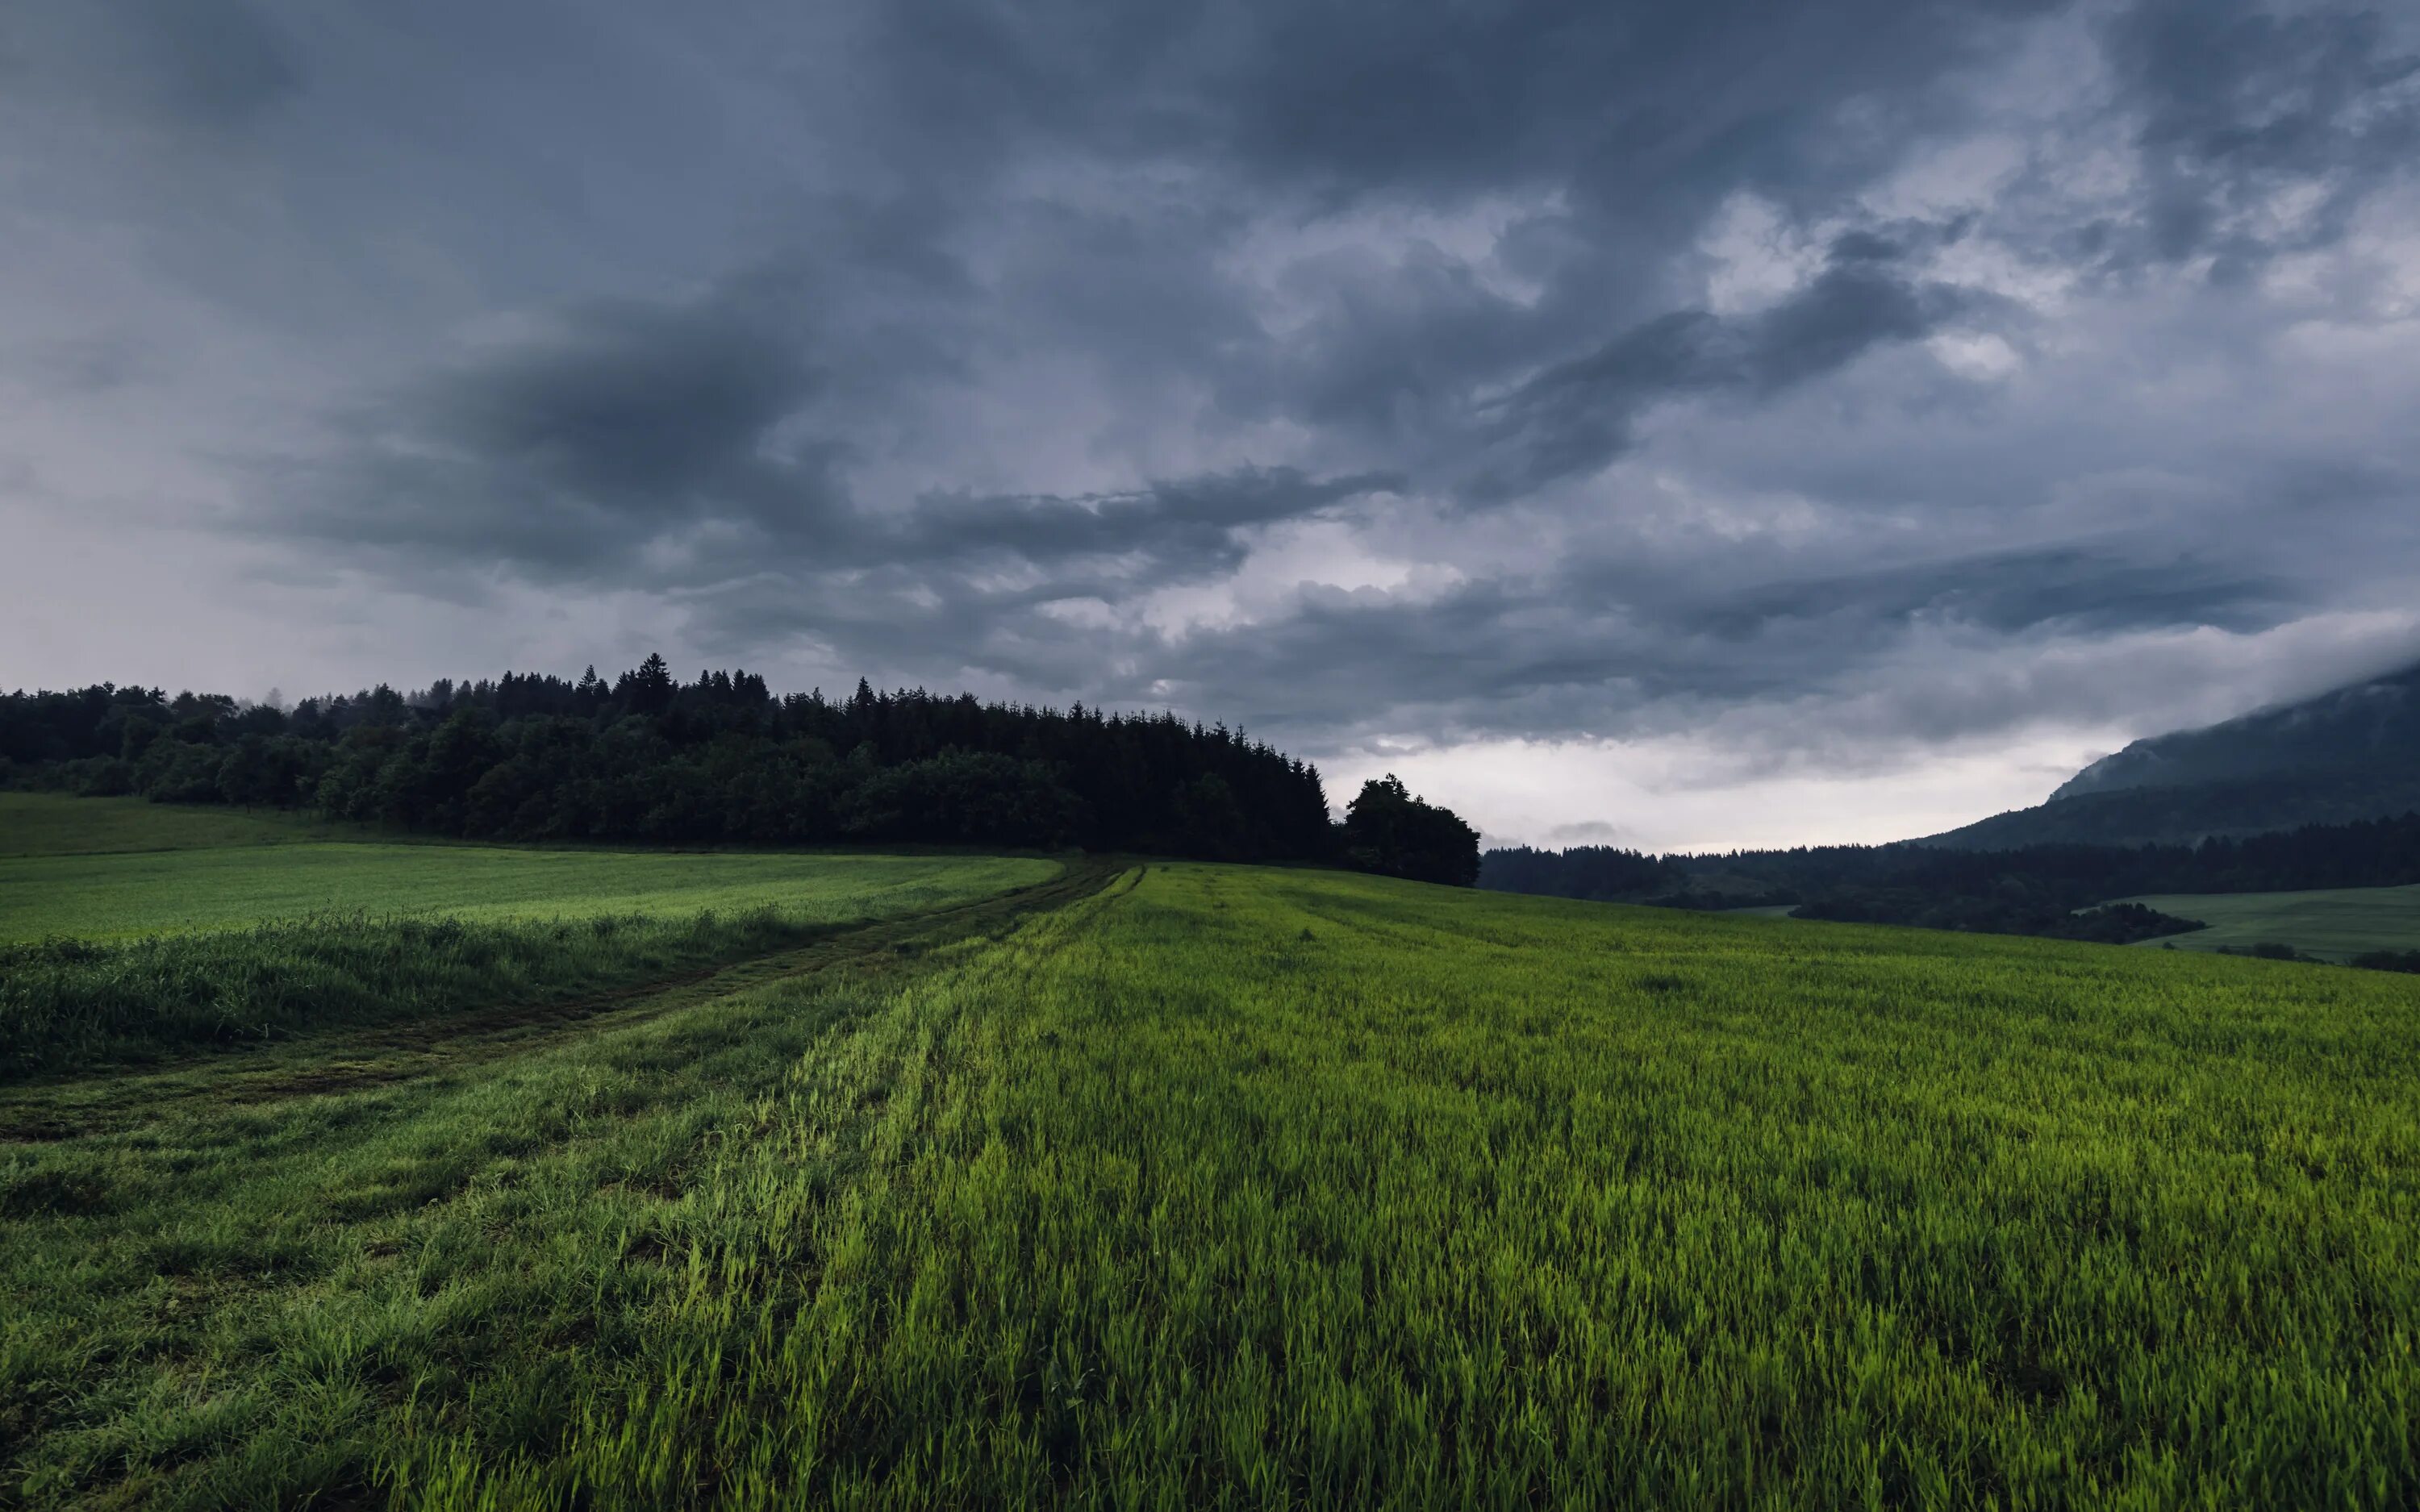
[2121,883,2420,962]
[4,827,2417,1507]
[0,793,353,859]
[0,793,1054,943]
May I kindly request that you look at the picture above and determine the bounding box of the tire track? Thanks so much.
[0,858,1129,1140]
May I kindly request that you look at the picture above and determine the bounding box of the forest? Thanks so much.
[1483,810,2420,941]
[0,659,1479,883]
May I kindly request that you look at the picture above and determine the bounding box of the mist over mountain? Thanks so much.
[2053,663,2420,800]
[1921,661,2420,849]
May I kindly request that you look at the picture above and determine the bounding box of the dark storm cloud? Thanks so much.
[426,299,812,511]
[260,273,841,575]
[2108,0,2420,273]
[857,0,2055,204]
[1470,258,1970,498]
[259,269,1400,601]
[15,0,2420,797]
[0,0,301,130]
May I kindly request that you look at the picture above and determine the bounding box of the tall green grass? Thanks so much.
[6,864,2418,1507]
[457,866,2420,1509]
[0,944,898,1508]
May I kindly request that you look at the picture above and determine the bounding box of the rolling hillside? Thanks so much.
[2121,883,2420,963]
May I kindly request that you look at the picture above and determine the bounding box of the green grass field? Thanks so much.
[0,792,355,858]
[0,841,1058,942]
[0,793,1057,942]
[5,818,2417,1507]
[2121,883,2420,962]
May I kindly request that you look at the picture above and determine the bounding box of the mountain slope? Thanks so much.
[1924,660,2420,849]
[2055,662,2420,800]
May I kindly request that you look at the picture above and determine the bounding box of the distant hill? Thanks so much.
[1922,660,2420,849]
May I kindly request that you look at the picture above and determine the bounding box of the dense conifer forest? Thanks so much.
[1483,813,2420,942]
[0,658,1476,881]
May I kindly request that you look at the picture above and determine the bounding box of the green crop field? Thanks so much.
[2121,883,2420,962]
[3,843,2416,1508]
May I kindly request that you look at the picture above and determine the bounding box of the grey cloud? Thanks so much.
[1686,550,2297,642]
[257,271,1400,603]
[236,0,2413,755]
[126,0,300,127]
[1,0,301,130]
[2106,0,2419,273]
[437,317,799,494]
[893,469,1404,572]
[22,336,151,395]
[17,0,2420,831]
[419,299,814,519]
[257,273,841,577]
[1547,821,1630,844]
[1470,263,1969,498]
[748,532,2305,750]
[858,0,2051,206]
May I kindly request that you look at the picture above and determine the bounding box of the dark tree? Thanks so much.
[618,653,678,717]
[1341,774,1481,886]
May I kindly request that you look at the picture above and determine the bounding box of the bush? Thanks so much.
[2217,941,2314,963]
[2349,948,2420,974]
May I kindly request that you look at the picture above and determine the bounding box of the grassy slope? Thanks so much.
[2120,883,2420,961]
[8,864,2418,1508]
[0,796,1058,1077]
[0,793,356,858]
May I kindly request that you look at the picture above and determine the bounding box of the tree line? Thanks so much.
[1,659,1479,884]
[1482,811,2420,942]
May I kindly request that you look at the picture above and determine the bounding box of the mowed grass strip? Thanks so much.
[0,835,1059,942]
[7,864,2418,1508]
[2122,883,2420,962]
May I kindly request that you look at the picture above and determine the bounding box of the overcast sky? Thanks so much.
[4,0,2417,850]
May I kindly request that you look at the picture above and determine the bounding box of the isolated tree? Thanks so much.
[1341,774,1481,887]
